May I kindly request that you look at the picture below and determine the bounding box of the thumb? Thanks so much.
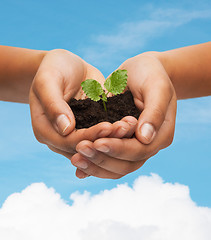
[85,63,105,85]
[32,72,76,136]
[135,82,173,144]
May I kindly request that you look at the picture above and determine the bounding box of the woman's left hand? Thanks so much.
[70,52,177,179]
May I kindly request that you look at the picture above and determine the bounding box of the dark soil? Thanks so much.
[68,90,141,129]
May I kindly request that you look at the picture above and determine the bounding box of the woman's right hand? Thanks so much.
[29,49,120,166]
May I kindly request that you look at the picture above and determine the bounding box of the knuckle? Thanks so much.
[95,157,106,167]
[44,101,63,123]
[152,107,165,125]
[32,73,47,95]
[112,174,124,180]
[158,78,173,95]
[160,135,174,150]
[48,137,75,153]
[121,168,131,176]
[89,168,99,177]
[60,142,75,153]
[47,145,55,152]
[165,133,174,147]
[133,148,149,161]
[131,153,141,162]
[120,163,135,176]
[160,80,172,92]
[127,162,140,174]
[35,134,44,144]
[44,101,57,115]
[82,129,91,140]
[47,145,63,155]
[165,83,174,96]
[33,129,45,144]
[162,123,175,148]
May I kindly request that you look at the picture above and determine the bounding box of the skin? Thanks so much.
[0,46,133,172]
[30,49,134,161]
[1,43,211,180]
[73,42,211,179]
[73,53,177,178]
[0,46,46,103]
[31,50,177,180]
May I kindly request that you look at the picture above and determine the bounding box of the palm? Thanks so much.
[30,50,110,157]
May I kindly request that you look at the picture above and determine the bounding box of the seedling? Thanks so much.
[81,69,128,111]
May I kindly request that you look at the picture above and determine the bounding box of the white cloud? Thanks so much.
[82,8,211,68]
[0,174,211,240]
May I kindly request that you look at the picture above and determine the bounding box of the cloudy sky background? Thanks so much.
[0,0,211,239]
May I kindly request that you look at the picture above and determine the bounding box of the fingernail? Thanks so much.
[95,145,110,153]
[56,114,71,135]
[78,147,95,158]
[140,123,155,143]
[77,171,88,179]
[128,119,137,126]
[117,127,127,135]
[74,160,88,169]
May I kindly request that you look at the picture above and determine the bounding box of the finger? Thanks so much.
[94,138,152,161]
[47,146,90,179]
[135,79,174,144]
[31,70,76,136]
[30,95,113,152]
[48,145,76,157]
[108,116,137,138]
[76,140,146,175]
[71,122,114,149]
[75,169,90,179]
[30,90,74,148]
[47,145,125,180]
[71,153,123,179]
[120,116,138,138]
[109,121,131,138]
[154,93,177,149]
[94,94,176,161]
[48,141,129,179]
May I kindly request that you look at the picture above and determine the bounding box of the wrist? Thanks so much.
[140,51,174,80]
[30,50,48,77]
[18,49,48,103]
[156,51,174,83]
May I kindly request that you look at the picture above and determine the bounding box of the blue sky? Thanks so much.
[0,0,211,213]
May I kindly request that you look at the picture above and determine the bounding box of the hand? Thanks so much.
[29,49,117,162]
[71,52,177,179]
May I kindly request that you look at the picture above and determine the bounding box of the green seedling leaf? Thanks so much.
[101,91,107,102]
[81,69,128,112]
[81,79,104,101]
[104,69,128,95]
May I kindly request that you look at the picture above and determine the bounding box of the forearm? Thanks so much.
[0,46,46,103]
[157,42,211,99]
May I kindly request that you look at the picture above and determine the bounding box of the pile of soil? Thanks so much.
[68,90,141,129]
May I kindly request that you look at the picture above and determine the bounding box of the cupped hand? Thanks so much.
[71,53,177,179]
[29,49,116,159]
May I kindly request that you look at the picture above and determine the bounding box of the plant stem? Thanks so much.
[102,100,107,112]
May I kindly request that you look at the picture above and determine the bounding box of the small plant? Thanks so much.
[81,69,128,111]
